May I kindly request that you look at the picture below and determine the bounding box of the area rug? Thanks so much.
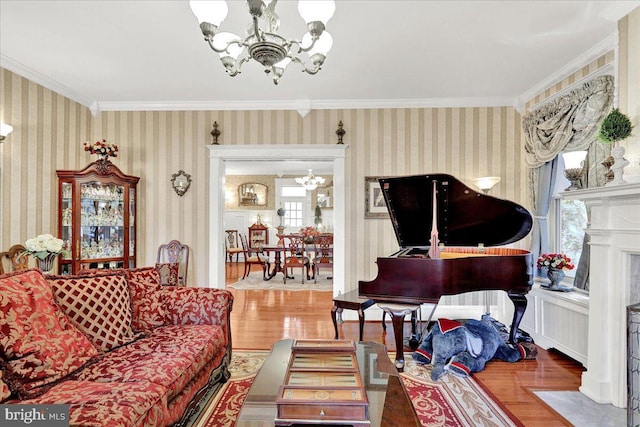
[228,273,333,291]
[188,351,521,427]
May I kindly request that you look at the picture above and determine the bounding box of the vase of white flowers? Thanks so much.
[24,233,68,273]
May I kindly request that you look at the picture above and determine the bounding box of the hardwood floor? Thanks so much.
[226,262,583,426]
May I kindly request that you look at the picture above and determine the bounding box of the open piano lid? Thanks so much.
[379,174,533,248]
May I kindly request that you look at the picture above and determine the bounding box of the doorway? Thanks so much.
[207,144,348,295]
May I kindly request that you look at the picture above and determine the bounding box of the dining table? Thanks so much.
[260,245,316,281]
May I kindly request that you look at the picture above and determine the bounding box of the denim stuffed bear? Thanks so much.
[413,314,537,380]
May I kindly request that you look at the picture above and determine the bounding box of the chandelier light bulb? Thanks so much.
[190,0,228,26]
[298,0,336,25]
[307,31,333,56]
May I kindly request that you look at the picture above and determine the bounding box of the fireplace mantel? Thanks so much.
[562,182,640,408]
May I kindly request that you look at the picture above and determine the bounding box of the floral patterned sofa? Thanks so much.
[0,267,233,427]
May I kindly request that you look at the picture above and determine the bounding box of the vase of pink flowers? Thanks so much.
[537,253,575,292]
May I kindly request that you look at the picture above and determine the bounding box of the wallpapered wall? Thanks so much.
[1,68,527,296]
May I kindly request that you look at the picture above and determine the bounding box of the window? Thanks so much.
[551,155,587,279]
[279,184,307,228]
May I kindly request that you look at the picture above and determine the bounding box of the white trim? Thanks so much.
[518,33,618,108]
[95,96,515,113]
[0,55,96,112]
[207,144,349,295]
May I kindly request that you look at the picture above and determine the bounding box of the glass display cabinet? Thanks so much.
[57,160,140,274]
[248,222,268,250]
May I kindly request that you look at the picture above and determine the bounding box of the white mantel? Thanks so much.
[562,182,640,408]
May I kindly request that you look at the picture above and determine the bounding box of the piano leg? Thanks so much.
[507,293,528,343]
[377,303,421,371]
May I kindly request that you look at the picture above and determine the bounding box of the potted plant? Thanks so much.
[597,108,634,185]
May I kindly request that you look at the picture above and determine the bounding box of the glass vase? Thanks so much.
[37,253,57,273]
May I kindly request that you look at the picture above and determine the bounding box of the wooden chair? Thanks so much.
[311,233,333,283]
[156,240,190,286]
[0,244,31,274]
[224,229,243,263]
[239,234,269,279]
[281,234,312,284]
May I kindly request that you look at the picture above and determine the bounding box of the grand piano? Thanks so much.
[359,174,533,369]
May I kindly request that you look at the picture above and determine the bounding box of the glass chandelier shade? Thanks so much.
[189,0,336,84]
[296,169,325,191]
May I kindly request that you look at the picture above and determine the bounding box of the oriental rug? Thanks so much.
[227,274,332,292]
[188,351,522,427]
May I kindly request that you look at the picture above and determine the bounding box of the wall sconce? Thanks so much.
[472,176,501,194]
[210,121,221,145]
[0,122,14,142]
[171,170,192,196]
[562,151,588,191]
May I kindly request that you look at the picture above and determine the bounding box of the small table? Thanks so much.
[236,339,420,427]
[331,290,376,341]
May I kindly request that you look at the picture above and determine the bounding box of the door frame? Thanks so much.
[207,144,348,295]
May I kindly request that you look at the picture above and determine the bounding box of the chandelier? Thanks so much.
[296,169,325,190]
[189,0,336,84]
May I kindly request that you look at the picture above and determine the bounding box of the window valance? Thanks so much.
[523,74,614,169]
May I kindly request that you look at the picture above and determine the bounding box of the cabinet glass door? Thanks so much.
[80,182,124,264]
[60,182,74,274]
[129,187,135,268]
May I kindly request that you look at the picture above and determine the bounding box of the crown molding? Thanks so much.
[0,55,97,112]
[96,96,515,114]
[517,32,618,109]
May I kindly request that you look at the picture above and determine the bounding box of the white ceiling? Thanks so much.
[1,1,638,115]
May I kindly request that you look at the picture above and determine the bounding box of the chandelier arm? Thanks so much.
[226,56,251,77]
[206,38,245,55]
[289,56,321,75]
[290,37,319,54]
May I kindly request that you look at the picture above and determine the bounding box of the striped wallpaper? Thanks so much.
[1,68,527,309]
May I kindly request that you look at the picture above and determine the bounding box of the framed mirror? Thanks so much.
[171,170,192,197]
[313,182,333,208]
[238,183,267,206]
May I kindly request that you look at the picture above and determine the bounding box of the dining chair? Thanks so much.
[224,229,243,263]
[311,233,333,283]
[239,233,270,279]
[281,234,312,284]
[0,244,31,274]
[156,240,190,286]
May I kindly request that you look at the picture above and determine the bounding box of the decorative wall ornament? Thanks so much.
[171,170,192,196]
[238,183,267,206]
[210,121,221,145]
[336,121,345,144]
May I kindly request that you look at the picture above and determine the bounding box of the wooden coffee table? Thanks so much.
[235,339,420,426]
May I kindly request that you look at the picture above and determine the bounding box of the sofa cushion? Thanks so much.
[126,267,166,333]
[18,379,168,427]
[0,269,99,398]
[74,324,226,402]
[47,270,141,352]
[156,262,180,286]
